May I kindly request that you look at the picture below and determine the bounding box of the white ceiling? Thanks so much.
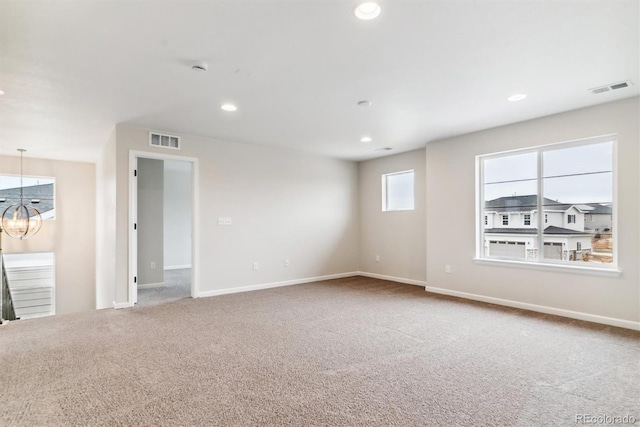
[0,0,638,163]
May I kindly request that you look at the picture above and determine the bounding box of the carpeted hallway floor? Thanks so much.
[137,268,191,306]
[0,276,638,426]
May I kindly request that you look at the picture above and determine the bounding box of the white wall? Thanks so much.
[163,160,192,270]
[114,125,359,303]
[0,154,96,315]
[359,149,426,282]
[95,128,117,309]
[426,97,639,325]
[137,158,164,285]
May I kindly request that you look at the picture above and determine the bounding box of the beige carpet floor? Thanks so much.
[0,276,638,426]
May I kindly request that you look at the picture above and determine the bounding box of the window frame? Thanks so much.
[475,134,618,275]
[381,169,415,212]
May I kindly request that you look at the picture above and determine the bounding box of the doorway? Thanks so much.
[128,151,199,306]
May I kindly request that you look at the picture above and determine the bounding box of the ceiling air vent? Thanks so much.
[589,80,633,95]
[149,132,180,150]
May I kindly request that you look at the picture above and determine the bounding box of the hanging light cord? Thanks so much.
[17,148,27,203]
[20,149,24,201]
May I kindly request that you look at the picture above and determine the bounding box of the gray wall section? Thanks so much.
[114,125,359,302]
[425,96,639,323]
[96,127,117,309]
[0,155,96,315]
[137,158,164,285]
[359,149,426,282]
[163,161,192,269]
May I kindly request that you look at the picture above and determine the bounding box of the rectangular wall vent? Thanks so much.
[589,80,633,95]
[149,132,180,149]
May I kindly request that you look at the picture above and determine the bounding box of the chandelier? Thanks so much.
[1,149,42,240]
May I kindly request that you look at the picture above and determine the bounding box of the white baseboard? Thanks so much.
[164,265,191,271]
[424,285,640,331]
[137,282,165,289]
[357,271,426,287]
[113,301,131,309]
[197,272,359,298]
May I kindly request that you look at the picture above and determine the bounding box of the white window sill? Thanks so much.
[473,258,621,277]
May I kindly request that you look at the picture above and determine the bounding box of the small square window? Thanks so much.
[484,215,488,225]
[382,170,414,212]
[502,215,509,225]
[524,214,531,225]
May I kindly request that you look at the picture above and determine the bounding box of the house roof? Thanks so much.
[484,226,593,236]
[485,195,569,212]
[484,195,611,213]
[0,184,54,216]
[584,203,613,214]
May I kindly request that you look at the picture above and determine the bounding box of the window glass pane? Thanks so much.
[543,142,613,178]
[482,152,537,261]
[0,175,55,220]
[541,141,613,265]
[385,171,414,211]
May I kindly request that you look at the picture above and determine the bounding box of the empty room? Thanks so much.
[0,1,638,426]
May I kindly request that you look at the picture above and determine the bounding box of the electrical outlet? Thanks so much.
[151,262,156,269]
[445,265,451,274]
[284,259,290,267]
[375,255,380,262]
[253,262,259,271]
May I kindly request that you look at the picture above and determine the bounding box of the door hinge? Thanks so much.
[134,169,137,177]
[134,276,137,283]
[134,223,137,230]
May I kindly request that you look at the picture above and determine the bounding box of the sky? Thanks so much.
[0,176,54,191]
[483,141,613,204]
[386,171,414,210]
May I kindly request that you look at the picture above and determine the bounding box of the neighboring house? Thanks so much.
[583,203,613,233]
[483,195,595,261]
[0,184,55,219]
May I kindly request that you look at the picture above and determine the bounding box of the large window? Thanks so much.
[382,170,414,211]
[477,136,615,269]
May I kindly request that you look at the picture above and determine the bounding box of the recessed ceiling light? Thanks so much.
[507,94,527,102]
[221,103,237,112]
[0,90,4,96]
[354,2,381,20]
[361,136,372,143]
[357,100,372,107]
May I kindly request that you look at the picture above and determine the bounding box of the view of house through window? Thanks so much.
[382,170,415,211]
[0,175,55,220]
[479,137,614,267]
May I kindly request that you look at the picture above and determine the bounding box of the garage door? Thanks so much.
[489,241,526,259]
[543,242,562,260]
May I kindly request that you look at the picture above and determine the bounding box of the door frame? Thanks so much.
[128,150,200,305]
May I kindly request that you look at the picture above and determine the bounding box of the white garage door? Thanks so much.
[543,242,562,260]
[489,241,526,258]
